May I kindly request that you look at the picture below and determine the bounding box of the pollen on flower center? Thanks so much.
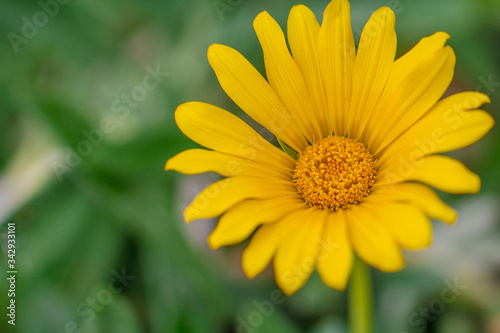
[292,136,377,211]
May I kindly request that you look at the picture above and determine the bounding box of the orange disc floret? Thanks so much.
[293,136,377,211]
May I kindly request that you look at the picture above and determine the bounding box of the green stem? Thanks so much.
[348,256,373,333]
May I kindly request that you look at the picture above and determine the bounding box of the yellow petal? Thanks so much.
[254,11,322,142]
[370,183,457,224]
[166,149,291,180]
[348,6,396,140]
[378,155,480,194]
[316,209,353,290]
[274,208,326,295]
[208,196,305,249]
[364,32,456,154]
[363,201,432,250]
[408,155,480,194]
[207,44,306,152]
[287,5,329,137]
[378,91,493,171]
[174,101,294,169]
[345,203,405,272]
[319,0,355,136]
[242,207,309,279]
[184,176,296,223]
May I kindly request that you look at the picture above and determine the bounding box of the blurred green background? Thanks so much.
[0,0,499,332]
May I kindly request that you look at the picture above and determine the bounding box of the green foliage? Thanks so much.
[0,0,498,332]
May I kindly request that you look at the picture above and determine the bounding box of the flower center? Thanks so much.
[292,136,377,211]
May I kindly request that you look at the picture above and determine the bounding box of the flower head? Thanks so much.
[166,0,494,295]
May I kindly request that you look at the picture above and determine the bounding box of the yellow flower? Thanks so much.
[166,0,494,295]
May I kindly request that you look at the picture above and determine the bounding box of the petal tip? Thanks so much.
[488,114,495,127]
[207,44,233,65]
[274,272,301,296]
[484,95,492,104]
[278,285,296,297]
[473,176,481,194]
[384,259,405,273]
[373,254,405,273]
[435,31,451,42]
[253,10,271,25]
[378,5,395,15]
[184,207,195,223]
[207,43,222,59]
[208,43,222,51]
[207,233,221,250]
[241,247,260,279]
[445,210,458,225]
[321,275,349,291]
[241,260,258,280]
[291,4,306,10]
